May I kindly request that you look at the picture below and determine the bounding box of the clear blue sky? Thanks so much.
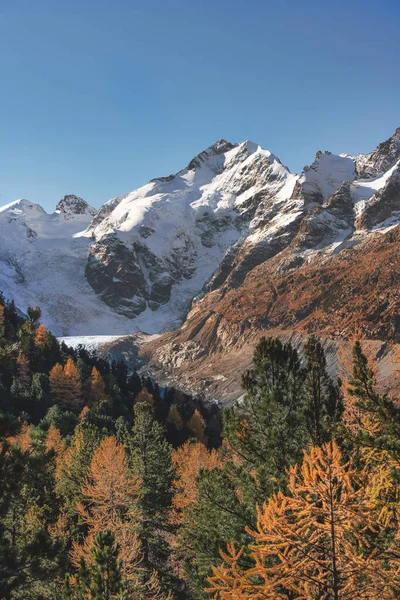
[1,0,399,212]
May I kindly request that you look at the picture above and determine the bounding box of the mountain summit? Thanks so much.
[55,194,97,217]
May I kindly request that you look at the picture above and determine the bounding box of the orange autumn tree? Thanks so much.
[72,436,142,585]
[45,424,65,479]
[88,366,107,408]
[72,435,167,599]
[208,440,386,600]
[16,354,31,385]
[6,421,32,452]
[49,357,82,410]
[188,409,207,445]
[35,323,48,346]
[170,440,221,525]
[45,424,65,456]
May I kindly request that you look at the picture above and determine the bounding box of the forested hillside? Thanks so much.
[1,295,400,599]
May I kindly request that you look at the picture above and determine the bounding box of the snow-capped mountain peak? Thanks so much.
[83,138,298,330]
[0,198,46,215]
[55,194,97,218]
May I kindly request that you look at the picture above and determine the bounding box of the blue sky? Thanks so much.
[0,0,399,212]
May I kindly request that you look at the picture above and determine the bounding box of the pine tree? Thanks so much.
[223,336,308,504]
[125,401,174,585]
[179,337,310,597]
[27,306,41,326]
[344,342,400,530]
[0,304,5,339]
[182,465,252,599]
[0,423,64,599]
[65,531,125,600]
[304,336,344,445]
[56,423,103,534]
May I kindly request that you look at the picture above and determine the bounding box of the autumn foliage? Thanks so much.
[72,436,142,580]
[35,324,48,346]
[4,293,400,600]
[208,441,384,599]
[171,440,221,525]
[49,357,82,410]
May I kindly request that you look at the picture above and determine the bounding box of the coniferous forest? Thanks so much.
[2,294,400,599]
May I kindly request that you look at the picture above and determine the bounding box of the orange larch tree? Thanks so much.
[188,409,207,445]
[16,353,31,385]
[49,363,66,406]
[63,357,82,410]
[35,323,48,346]
[170,440,221,525]
[72,435,167,599]
[45,424,65,479]
[49,358,82,410]
[208,441,388,600]
[72,436,142,581]
[88,366,107,408]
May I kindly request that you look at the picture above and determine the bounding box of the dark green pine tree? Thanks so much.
[181,467,253,600]
[179,337,310,598]
[223,336,308,501]
[348,341,400,452]
[303,335,344,446]
[0,424,65,600]
[63,531,126,600]
[125,401,174,584]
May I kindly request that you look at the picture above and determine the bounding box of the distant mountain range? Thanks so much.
[1,128,400,399]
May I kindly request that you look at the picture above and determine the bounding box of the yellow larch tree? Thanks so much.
[167,404,184,431]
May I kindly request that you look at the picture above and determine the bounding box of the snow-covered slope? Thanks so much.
[0,196,132,335]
